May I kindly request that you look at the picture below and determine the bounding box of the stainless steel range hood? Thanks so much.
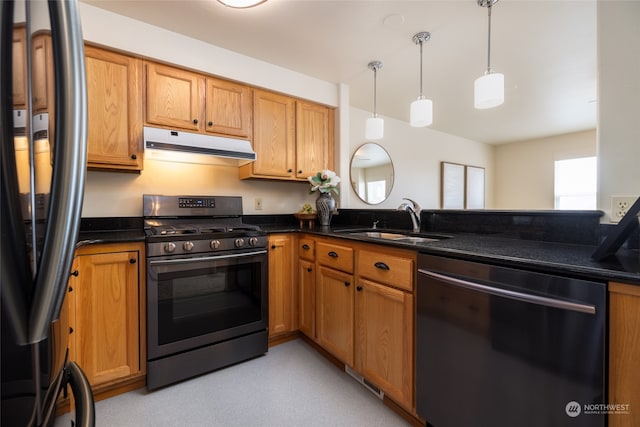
[144,126,256,161]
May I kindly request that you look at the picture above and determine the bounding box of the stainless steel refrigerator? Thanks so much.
[1,1,94,425]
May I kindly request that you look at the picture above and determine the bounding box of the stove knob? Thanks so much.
[183,241,194,251]
[164,242,176,253]
[235,238,245,248]
[248,237,259,247]
[210,240,221,250]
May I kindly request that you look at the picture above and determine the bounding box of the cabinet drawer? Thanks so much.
[299,238,315,261]
[358,249,414,292]
[317,242,353,273]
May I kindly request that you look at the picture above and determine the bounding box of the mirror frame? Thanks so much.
[350,143,394,205]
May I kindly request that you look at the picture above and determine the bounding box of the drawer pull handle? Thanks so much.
[344,281,350,287]
[71,270,79,277]
[328,251,339,258]
[374,262,390,270]
[302,244,310,250]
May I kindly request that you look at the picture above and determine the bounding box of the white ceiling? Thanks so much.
[81,0,597,145]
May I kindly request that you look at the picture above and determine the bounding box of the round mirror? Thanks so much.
[350,143,394,204]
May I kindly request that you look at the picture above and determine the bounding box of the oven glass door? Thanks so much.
[147,250,267,359]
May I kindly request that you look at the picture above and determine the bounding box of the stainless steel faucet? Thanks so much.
[397,198,421,233]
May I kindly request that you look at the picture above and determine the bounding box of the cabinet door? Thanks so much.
[316,266,354,365]
[72,249,141,386]
[205,77,252,138]
[145,62,204,131]
[298,259,315,338]
[295,101,334,179]
[31,34,53,113]
[241,89,295,179]
[85,46,143,171]
[609,282,640,427]
[356,278,414,410]
[12,28,26,108]
[268,234,296,337]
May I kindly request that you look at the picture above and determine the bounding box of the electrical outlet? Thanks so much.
[611,196,637,223]
[254,197,263,211]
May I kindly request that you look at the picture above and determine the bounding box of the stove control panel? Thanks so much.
[178,197,215,208]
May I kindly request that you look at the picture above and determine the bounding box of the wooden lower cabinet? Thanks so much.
[609,282,640,427]
[316,266,354,366]
[298,259,316,338]
[67,242,146,399]
[268,234,297,338]
[356,277,414,410]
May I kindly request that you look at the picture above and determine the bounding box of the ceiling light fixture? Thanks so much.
[475,0,504,109]
[217,0,268,9]
[410,31,433,127]
[365,61,384,140]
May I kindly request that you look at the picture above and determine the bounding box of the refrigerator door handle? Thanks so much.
[28,0,87,343]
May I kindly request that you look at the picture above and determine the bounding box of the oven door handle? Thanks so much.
[149,250,267,265]
[418,269,596,315]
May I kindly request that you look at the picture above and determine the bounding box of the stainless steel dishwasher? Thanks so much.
[416,254,605,427]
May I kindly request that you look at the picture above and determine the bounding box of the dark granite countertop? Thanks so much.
[77,213,640,286]
[267,225,640,285]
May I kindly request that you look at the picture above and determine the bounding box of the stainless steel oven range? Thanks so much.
[144,194,268,390]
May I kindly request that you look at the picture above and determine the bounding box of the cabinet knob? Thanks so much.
[71,270,79,277]
[131,154,137,160]
[374,262,390,270]
[288,169,293,173]
[130,258,137,264]
[344,281,350,287]
[307,267,312,272]
[193,119,199,124]
[208,121,213,127]
[298,170,303,174]
[328,251,338,258]
[68,286,73,292]
[69,327,74,334]
[271,245,276,249]
[356,286,363,292]
[302,244,310,250]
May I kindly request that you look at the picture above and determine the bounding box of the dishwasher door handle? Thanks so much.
[418,269,596,315]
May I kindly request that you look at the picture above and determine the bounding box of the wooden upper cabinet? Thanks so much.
[240,89,296,179]
[295,100,334,179]
[85,46,143,171]
[205,77,252,138]
[145,62,204,132]
[12,27,27,108]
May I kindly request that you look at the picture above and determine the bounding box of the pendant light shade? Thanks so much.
[365,61,384,140]
[474,72,504,109]
[475,0,504,109]
[410,32,433,127]
[410,98,433,127]
[365,117,384,140]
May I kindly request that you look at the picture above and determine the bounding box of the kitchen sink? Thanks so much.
[338,230,450,243]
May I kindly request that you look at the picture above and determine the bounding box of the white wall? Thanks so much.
[345,108,494,211]
[597,0,640,222]
[493,130,596,209]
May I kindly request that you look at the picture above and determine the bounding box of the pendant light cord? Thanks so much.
[486,4,493,74]
[419,41,424,98]
[373,67,378,117]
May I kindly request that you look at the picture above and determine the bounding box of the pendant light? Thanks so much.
[474,0,504,109]
[410,31,433,127]
[365,61,384,140]
[217,0,268,8]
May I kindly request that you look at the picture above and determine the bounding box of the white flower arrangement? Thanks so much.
[307,169,341,195]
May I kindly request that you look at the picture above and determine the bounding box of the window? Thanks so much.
[554,157,597,210]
